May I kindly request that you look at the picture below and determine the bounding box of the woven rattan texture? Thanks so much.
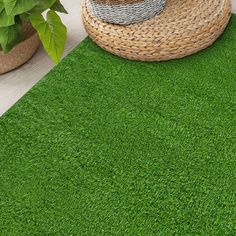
[88,0,166,24]
[0,23,40,74]
[83,0,232,61]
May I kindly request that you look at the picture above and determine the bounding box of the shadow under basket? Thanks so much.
[0,23,40,75]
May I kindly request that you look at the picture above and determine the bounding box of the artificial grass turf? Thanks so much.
[0,15,236,236]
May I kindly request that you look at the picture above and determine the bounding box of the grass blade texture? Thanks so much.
[0,15,236,236]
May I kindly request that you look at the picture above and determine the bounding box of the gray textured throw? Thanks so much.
[87,0,166,25]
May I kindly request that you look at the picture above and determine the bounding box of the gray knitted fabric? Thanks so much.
[87,0,166,25]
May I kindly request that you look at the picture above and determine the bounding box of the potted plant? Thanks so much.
[0,0,68,74]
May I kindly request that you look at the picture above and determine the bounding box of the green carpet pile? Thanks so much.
[0,15,236,235]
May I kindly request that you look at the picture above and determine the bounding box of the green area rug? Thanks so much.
[0,15,236,235]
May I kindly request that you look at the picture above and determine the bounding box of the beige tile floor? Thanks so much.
[0,0,235,116]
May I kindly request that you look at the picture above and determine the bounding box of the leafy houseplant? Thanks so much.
[0,0,68,64]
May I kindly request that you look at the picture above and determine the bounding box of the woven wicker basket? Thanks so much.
[87,0,166,25]
[83,0,232,61]
[0,23,40,75]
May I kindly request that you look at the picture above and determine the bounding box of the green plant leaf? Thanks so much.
[0,0,15,27]
[0,9,15,27]
[4,0,36,16]
[0,21,21,53]
[50,0,68,14]
[30,10,67,64]
[30,0,57,13]
[19,13,30,22]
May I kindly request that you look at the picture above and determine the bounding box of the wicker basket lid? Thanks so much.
[88,0,166,25]
[92,0,144,5]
